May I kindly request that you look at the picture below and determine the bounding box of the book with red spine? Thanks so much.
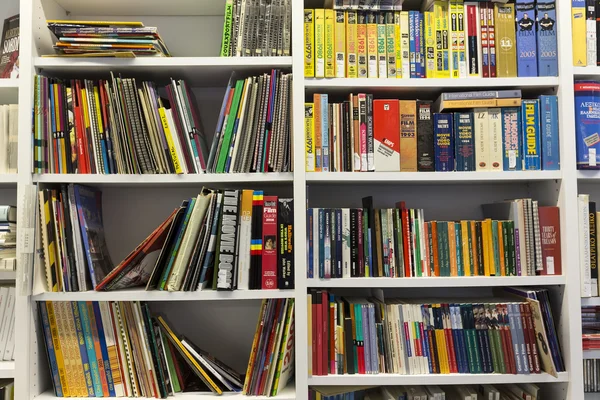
[480,4,490,77]
[443,303,458,373]
[538,206,562,275]
[314,291,323,375]
[519,303,535,373]
[396,201,412,278]
[261,196,278,289]
[523,303,542,373]
[487,3,497,77]
[322,291,329,375]
[329,296,335,374]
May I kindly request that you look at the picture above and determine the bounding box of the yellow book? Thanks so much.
[304,10,315,78]
[488,220,497,276]
[424,11,436,78]
[385,12,397,78]
[335,11,346,78]
[399,100,417,171]
[450,0,460,78]
[494,3,517,77]
[53,300,79,396]
[377,13,387,78]
[400,11,410,79]
[325,9,336,78]
[92,86,105,173]
[461,220,471,276]
[46,302,70,396]
[482,219,491,276]
[315,9,326,78]
[158,107,184,174]
[305,103,315,172]
[394,12,403,78]
[434,304,450,373]
[435,1,451,78]
[456,0,467,77]
[346,11,358,78]
[62,302,88,397]
[573,0,587,66]
[448,221,458,276]
[357,11,368,77]
[367,12,378,78]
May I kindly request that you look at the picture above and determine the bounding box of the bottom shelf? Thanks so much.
[308,372,569,386]
[35,385,296,399]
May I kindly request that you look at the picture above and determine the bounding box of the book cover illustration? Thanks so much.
[0,15,18,79]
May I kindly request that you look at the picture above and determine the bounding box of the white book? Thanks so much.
[474,108,490,171]
[515,199,528,276]
[181,340,237,391]
[588,6,597,67]
[419,209,428,277]
[7,105,16,173]
[237,190,253,290]
[67,185,89,291]
[388,303,401,373]
[488,108,503,171]
[580,194,593,297]
[111,302,134,397]
[403,304,417,374]
[164,108,188,174]
[400,12,410,79]
[0,287,13,357]
[342,209,351,278]
[0,106,7,174]
[313,208,320,278]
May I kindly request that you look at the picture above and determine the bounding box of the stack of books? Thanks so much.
[46,20,171,57]
[0,206,16,272]
[305,91,560,173]
[244,298,295,396]
[37,185,294,292]
[308,287,564,377]
[585,359,600,393]
[220,0,291,57]
[582,304,600,350]
[304,1,558,79]
[0,105,17,175]
[573,0,600,67]
[308,197,561,279]
[310,383,540,399]
[39,301,248,397]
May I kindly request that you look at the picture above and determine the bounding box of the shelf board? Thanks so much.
[35,385,295,399]
[584,349,600,359]
[0,174,18,188]
[582,297,600,306]
[306,171,561,185]
[305,77,559,93]
[308,371,569,386]
[574,66,600,78]
[34,57,292,86]
[32,288,295,302]
[0,361,14,379]
[49,0,228,16]
[0,271,16,281]
[577,170,600,181]
[33,173,293,188]
[308,275,566,288]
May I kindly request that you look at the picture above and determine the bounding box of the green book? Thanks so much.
[216,79,245,172]
[501,222,510,276]
[220,0,234,56]
[162,332,181,392]
[485,304,501,373]
[159,199,195,290]
[491,220,500,276]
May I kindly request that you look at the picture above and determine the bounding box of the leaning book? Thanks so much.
[0,15,19,79]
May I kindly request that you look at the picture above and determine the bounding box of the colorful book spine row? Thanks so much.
[308,288,565,377]
[579,194,600,297]
[304,94,560,172]
[306,197,561,279]
[572,0,600,67]
[304,1,558,79]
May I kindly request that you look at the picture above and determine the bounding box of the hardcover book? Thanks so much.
[494,3,517,77]
[465,2,481,77]
[539,95,560,171]
[347,11,359,78]
[335,11,346,78]
[454,112,476,171]
[575,81,600,169]
[417,100,434,171]
[278,199,294,289]
[522,99,541,170]
[261,196,278,289]
[536,0,558,75]
[573,0,587,67]
[515,0,538,76]
[399,100,417,171]
[325,9,336,78]
[304,10,315,78]
[356,12,368,78]
[373,99,400,171]
[216,190,240,290]
[474,108,490,170]
[501,107,522,171]
[488,108,503,171]
[0,15,18,79]
[434,113,454,171]
[315,9,325,78]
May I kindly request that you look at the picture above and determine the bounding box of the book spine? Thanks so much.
[373,99,400,171]
[488,108,503,171]
[342,209,351,278]
[494,3,517,77]
[315,9,325,78]
[375,13,387,79]
[487,4,497,77]
[434,113,454,172]
[262,196,279,289]
[522,99,541,170]
[501,107,523,171]
[356,12,368,78]
[465,3,481,77]
[321,94,330,172]
[539,95,560,170]
[480,3,490,77]
[450,0,460,78]
[324,209,331,278]
[400,11,410,79]
[457,0,467,78]
[439,1,451,78]
[592,202,599,295]
[366,94,375,171]
[347,11,359,78]
[71,302,95,396]
[473,108,489,170]
[335,11,347,78]
[409,11,417,78]
[417,12,424,78]
[399,100,417,171]
[278,199,294,289]
[305,103,315,172]
[221,1,234,56]
[92,302,115,396]
[539,206,562,275]
[386,12,398,78]
[304,10,315,78]
[536,0,558,75]
[325,9,336,78]
[425,11,436,78]
[454,111,475,171]
[367,12,379,78]
[395,11,403,78]
[575,82,600,169]
[417,100,434,171]
[515,0,538,76]
[39,302,65,397]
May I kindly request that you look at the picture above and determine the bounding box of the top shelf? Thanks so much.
[49,0,227,16]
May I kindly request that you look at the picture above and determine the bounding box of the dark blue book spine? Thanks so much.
[539,95,560,170]
[336,209,343,278]
[71,302,95,396]
[501,107,523,171]
[418,12,425,77]
[515,0,538,76]
[454,112,475,171]
[318,208,325,278]
[434,113,454,171]
[522,99,541,170]
[307,209,314,278]
[39,302,64,397]
[409,11,417,78]
[536,0,558,76]
[575,81,600,169]
[92,302,115,397]
[419,306,433,373]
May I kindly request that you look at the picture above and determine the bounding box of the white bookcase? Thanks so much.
[7,0,591,399]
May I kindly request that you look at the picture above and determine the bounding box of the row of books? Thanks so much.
[37,185,295,292]
[46,20,170,57]
[575,81,600,169]
[0,105,17,175]
[582,305,600,349]
[310,383,540,400]
[584,359,600,393]
[305,92,559,173]
[307,197,561,279]
[304,1,557,79]
[578,195,600,297]
[0,206,16,272]
[324,0,404,11]
[0,287,14,362]
[220,0,291,57]
[308,287,564,377]
[32,74,210,175]
[206,70,293,174]
[573,0,600,68]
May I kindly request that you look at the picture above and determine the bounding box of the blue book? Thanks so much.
[321,94,330,171]
[453,112,475,171]
[71,302,95,396]
[416,12,424,78]
[420,306,433,373]
[521,99,541,170]
[318,208,325,278]
[515,0,538,76]
[409,11,417,78]
[449,305,465,373]
[434,113,454,171]
[501,107,523,171]
[307,209,314,278]
[575,81,600,169]
[73,185,113,289]
[39,302,63,397]
[539,95,560,170]
[536,0,558,76]
[78,302,103,396]
[92,302,116,397]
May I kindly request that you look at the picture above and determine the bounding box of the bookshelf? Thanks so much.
[9,0,588,399]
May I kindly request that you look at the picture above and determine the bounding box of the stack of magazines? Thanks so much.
[46,20,171,57]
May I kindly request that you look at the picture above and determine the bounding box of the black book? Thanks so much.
[475,221,485,276]
[335,209,343,279]
[362,196,379,277]
[59,186,78,291]
[343,101,352,172]
[250,192,264,289]
[416,100,434,171]
[350,209,359,277]
[215,190,240,290]
[140,303,169,398]
[278,198,294,289]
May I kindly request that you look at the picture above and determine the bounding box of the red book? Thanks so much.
[480,4,490,78]
[257,299,284,394]
[261,196,278,289]
[523,303,541,373]
[496,304,515,374]
[443,304,458,373]
[315,290,323,375]
[373,99,400,171]
[538,206,562,275]
[329,297,335,373]
[311,291,318,375]
[396,201,412,277]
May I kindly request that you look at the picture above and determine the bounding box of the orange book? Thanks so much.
[470,221,479,276]
[448,222,458,276]
[314,94,322,172]
[498,221,506,276]
[399,100,417,171]
[431,221,440,277]
[461,220,471,276]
